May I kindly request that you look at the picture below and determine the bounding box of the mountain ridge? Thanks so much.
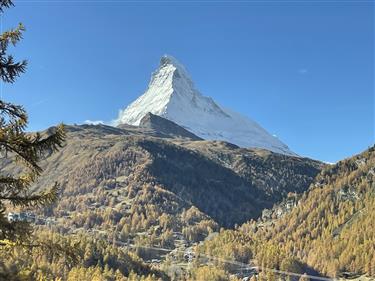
[138,112,202,140]
[116,55,296,156]
[1,123,322,228]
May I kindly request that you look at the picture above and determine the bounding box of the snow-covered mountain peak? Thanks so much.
[149,54,194,94]
[160,55,189,76]
[116,56,296,156]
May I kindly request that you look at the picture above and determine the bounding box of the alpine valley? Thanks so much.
[1,56,374,281]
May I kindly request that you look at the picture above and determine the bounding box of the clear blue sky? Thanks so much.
[2,0,374,162]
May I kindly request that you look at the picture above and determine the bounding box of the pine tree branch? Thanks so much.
[0,0,13,13]
[27,124,66,155]
[0,100,28,124]
[0,182,59,207]
[0,174,35,197]
[0,23,27,83]
[0,142,42,175]
[0,57,27,83]
[0,124,66,176]
[0,23,25,47]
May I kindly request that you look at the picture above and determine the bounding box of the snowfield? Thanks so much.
[116,55,296,156]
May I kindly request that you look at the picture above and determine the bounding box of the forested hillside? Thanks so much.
[199,146,375,280]
[1,122,323,280]
[3,123,321,233]
[0,229,167,281]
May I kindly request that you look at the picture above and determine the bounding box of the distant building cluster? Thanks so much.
[7,212,35,223]
[261,196,298,221]
[7,212,55,225]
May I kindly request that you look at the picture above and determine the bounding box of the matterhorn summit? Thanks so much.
[117,55,295,156]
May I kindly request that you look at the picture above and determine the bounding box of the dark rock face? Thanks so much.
[138,112,202,141]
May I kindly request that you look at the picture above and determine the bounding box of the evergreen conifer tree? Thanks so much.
[0,0,65,246]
